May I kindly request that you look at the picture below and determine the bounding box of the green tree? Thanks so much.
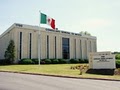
[80,31,91,36]
[4,40,15,64]
[115,54,120,59]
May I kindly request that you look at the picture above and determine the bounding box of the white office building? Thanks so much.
[0,23,97,62]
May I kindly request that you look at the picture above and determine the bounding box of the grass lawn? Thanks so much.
[0,64,120,80]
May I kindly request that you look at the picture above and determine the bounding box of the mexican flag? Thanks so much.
[40,13,55,29]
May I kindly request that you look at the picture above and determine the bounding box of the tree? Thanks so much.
[84,31,91,36]
[80,31,91,36]
[4,40,15,64]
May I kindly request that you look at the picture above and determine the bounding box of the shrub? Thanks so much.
[116,60,120,68]
[44,59,51,64]
[0,59,7,65]
[32,59,46,64]
[58,59,67,64]
[79,59,84,63]
[40,59,45,64]
[0,59,14,65]
[70,59,79,63]
[19,58,34,64]
[32,58,38,64]
[84,59,88,63]
[51,59,59,64]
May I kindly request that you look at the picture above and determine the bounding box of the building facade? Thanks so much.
[0,23,97,62]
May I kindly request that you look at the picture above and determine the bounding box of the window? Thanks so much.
[19,32,22,59]
[47,35,49,58]
[62,38,69,59]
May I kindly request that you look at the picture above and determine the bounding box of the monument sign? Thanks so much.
[89,52,116,69]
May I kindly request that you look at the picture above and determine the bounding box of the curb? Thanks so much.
[0,70,120,81]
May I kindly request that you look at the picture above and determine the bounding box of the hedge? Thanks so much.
[84,59,88,63]
[70,59,79,63]
[51,59,59,64]
[79,59,85,63]
[32,58,39,64]
[0,59,7,65]
[58,59,67,64]
[0,59,12,65]
[44,59,52,64]
[19,58,34,64]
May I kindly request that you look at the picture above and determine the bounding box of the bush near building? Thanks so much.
[79,59,85,63]
[19,58,34,64]
[84,59,89,63]
[0,58,89,65]
[0,59,8,65]
[17,58,88,65]
[70,59,79,63]
[32,58,39,64]
[51,59,59,64]
[44,59,52,64]
[58,59,67,64]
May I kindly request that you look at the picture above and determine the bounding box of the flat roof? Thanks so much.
[0,23,96,39]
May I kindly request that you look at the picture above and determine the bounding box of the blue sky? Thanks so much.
[0,0,120,52]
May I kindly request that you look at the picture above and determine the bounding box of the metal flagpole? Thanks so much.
[38,10,41,65]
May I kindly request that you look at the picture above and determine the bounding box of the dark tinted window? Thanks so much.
[62,38,69,59]
[47,35,49,58]
[19,32,22,59]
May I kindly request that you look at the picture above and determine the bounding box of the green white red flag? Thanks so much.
[40,13,55,29]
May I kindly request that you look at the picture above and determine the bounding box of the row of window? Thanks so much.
[19,32,94,59]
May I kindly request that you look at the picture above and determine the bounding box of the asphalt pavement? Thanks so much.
[0,72,120,90]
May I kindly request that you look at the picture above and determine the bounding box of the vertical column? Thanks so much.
[60,36,62,58]
[85,40,88,59]
[74,39,76,59]
[55,36,56,59]
[80,39,82,59]
[56,34,61,59]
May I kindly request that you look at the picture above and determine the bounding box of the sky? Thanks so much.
[0,0,120,52]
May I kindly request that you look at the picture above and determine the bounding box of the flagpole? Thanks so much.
[38,10,41,65]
